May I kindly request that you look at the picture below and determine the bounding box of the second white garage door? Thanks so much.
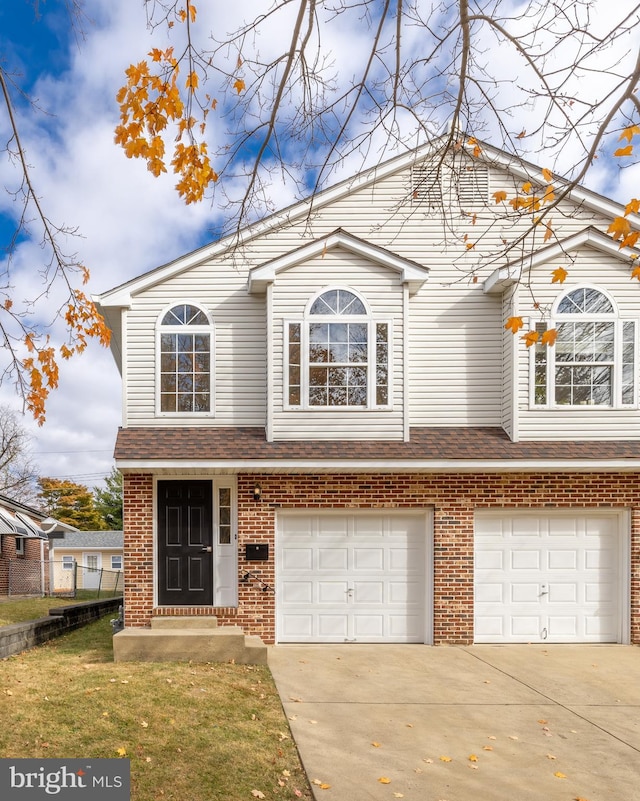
[474,511,627,644]
[277,510,430,643]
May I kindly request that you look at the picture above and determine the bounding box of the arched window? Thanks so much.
[286,288,390,409]
[157,303,212,413]
[534,287,635,407]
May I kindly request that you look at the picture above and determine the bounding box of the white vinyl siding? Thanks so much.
[124,274,266,426]
[271,251,404,440]
[118,155,618,436]
[515,248,640,440]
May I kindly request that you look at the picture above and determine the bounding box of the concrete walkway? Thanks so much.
[268,644,640,801]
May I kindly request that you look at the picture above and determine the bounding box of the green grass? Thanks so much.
[0,593,111,626]
[0,617,313,801]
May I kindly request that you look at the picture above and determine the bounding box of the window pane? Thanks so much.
[161,394,176,412]
[622,321,635,404]
[310,290,366,315]
[288,323,301,406]
[557,288,613,314]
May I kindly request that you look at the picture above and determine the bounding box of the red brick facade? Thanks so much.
[123,471,640,645]
[0,535,48,595]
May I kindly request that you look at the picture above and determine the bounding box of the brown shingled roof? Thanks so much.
[114,426,640,464]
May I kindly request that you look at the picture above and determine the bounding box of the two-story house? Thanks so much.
[95,138,640,659]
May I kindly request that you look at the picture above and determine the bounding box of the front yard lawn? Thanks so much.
[0,593,114,626]
[0,616,312,801]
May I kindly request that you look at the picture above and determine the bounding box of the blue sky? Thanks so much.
[0,0,638,490]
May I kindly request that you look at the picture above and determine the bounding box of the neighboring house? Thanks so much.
[0,494,50,595]
[95,137,640,650]
[48,530,124,594]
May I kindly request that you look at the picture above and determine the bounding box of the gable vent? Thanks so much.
[410,164,442,207]
[457,165,489,205]
[410,163,489,208]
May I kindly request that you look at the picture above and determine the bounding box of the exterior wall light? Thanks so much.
[253,483,262,501]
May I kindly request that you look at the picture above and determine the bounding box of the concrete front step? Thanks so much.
[113,626,267,665]
[151,616,219,630]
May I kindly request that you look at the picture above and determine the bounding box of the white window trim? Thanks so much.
[15,537,25,556]
[155,301,215,418]
[284,316,394,411]
[529,286,638,410]
[62,555,75,570]
[111,555,123,571]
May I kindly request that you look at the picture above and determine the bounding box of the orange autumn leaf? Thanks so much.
[521,330,540,347]
[468,754,478,762]
[614,145,633,157]
[541,168,553,182]
[505,316,524,334]
[619,124,640,142]
[608,216,632,241]
[439,756,452,762]
[551,266,568,283]
[554,771,567,779]
[493,190,507,203]
[631,265,640,280]
[378,777,392,784]
[624,198,640,216]
[521,181,532,194]
[233,78,246,94]
[621,231,640,249]
[541,328,557,346]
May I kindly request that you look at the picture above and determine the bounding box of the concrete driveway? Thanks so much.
[268,645,640,801]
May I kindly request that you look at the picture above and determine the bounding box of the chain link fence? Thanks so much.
[8,559,123,598]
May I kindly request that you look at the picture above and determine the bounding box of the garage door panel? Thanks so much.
[476,582,503,603]
[281,580,313,603]
[353,615,384,638]
[475,549,503,570]
[511,615,542,637]
[318,548,348,570]
[475,511,623,644]
[548,550,577,570]
[318,581,349,603]
[512,550,540,570]
[353,581,384,604]
[353,547,384,571]
[511,583,540,603]
[282,548,313,570]
[318,614,349,638]
[278,512,429,643]
[548,583,577,603]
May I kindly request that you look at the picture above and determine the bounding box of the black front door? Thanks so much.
[157,480,213,605]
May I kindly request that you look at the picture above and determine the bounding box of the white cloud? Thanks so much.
[0,0,637,490]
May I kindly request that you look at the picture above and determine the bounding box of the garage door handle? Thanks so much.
[345,588,354,596]
[539,589,549,596]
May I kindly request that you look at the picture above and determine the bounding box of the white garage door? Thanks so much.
[277,511,429,643]
[474,511,627,644]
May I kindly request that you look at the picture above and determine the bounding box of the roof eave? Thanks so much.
[115,458,640,474]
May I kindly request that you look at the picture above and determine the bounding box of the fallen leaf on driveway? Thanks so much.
[251,792,265,799]
[371,742,382,747]
[378,777,391,784]
[439,756,452,763]
[468,755,478,762]
[554,772,567,779]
